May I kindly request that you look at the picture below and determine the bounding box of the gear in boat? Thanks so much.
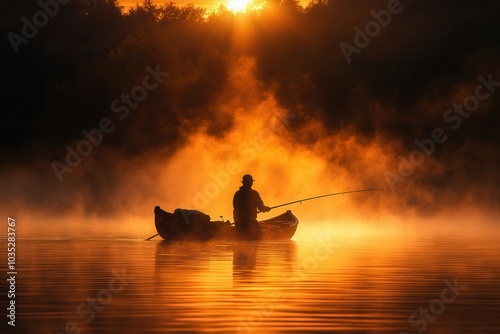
[154,206,299,241]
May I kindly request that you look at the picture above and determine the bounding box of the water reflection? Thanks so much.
[155,240,297,285]
[232,241,296,286]
[11,229,500,333]
[233,241,258,284]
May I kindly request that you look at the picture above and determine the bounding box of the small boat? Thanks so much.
[154,206,299,241]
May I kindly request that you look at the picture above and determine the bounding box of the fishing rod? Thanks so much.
[145,188,383,240]
[267,188,383,211]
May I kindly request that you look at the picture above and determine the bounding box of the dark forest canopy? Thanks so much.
[1,0,499,214]
[2,0,499,152]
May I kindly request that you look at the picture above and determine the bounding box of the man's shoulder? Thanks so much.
[251,189,261,196]
[234,187,246,198]
[234,187,260,195]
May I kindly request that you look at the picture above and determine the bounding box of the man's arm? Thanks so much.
[255,191,271,212]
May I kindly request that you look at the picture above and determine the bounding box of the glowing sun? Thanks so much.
[227,0,251,12]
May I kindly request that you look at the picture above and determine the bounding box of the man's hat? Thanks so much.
[242,174,254,183]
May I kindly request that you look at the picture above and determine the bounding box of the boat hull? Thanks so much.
[154,206,298,241]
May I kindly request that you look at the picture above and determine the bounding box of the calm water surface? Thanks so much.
[5,227,500,333]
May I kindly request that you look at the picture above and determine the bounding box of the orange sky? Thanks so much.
[118,0,215,10]
[119,0,309,12]
[120,0,219,11]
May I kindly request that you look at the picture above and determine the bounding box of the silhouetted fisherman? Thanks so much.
[233,174,271,239]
